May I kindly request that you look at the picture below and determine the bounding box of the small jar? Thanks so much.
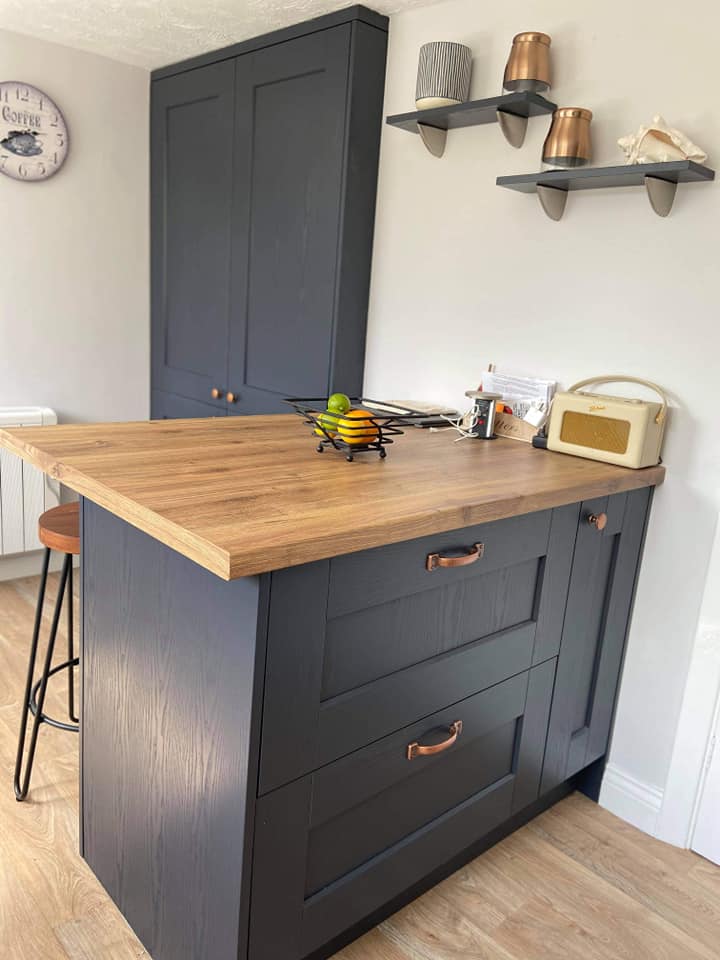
[503,32,551,93]
[415,41,472,110]
[543,107,593,167]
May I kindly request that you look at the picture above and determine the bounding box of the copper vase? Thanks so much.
[543,107,593,167]
[503,32,551,93]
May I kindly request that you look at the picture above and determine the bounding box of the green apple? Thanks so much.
[327,392,351,415]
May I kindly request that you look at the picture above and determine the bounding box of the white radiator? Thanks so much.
[0,407,60,556]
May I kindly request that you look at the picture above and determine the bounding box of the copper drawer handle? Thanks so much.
[426,543,484,572]
[588,512,608,531]
[407,720,463,760]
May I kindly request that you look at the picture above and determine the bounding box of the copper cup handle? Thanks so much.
[407,720,463,760]
[588,512,608,531]
[426,543,484,572]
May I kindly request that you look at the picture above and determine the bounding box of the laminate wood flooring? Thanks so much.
[1,574,717,960]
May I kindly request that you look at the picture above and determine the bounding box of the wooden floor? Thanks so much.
[1,574,719,960]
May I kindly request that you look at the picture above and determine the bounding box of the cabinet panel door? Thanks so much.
[259,507,577,796]
[151,62,234,410]
[541,487,652,792]
[227,27,351,413]
[250,660,556,960]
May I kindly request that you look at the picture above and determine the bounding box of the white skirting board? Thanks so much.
[600,763,664,835]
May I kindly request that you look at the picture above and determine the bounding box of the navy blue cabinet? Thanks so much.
[151,9,388,419]
[82,489,654,960]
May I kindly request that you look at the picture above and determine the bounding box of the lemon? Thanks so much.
[314,411,339,437]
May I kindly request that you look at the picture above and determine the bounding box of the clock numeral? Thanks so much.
[0,89,8,103]
[50,152,59,166]
[49,113,58,127]
[35,162,46,177]
[0,155,8,169]
[18,163,29,178]
[56,133,65,147]
[16,86,30,102]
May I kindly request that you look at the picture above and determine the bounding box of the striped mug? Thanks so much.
[416,41,472,110]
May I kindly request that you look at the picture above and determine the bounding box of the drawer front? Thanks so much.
[260,505,579,794]
[250,659,556,960]
[327,509,552,618]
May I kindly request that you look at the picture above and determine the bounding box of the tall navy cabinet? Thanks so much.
[150,7,388,419]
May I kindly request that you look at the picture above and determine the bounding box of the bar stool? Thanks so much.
[14,502,80,802]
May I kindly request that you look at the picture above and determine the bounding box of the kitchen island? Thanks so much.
[0,416,664,960]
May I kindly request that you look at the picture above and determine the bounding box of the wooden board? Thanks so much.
[0,416,664,580]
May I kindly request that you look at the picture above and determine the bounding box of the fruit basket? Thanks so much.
[285,398,428,461]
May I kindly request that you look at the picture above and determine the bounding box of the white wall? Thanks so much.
[0,29,149,425]
[365,0,720,823]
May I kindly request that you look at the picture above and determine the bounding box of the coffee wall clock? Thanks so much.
[0,81,69,182]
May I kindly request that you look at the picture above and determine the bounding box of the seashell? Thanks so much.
[618,115,707,165]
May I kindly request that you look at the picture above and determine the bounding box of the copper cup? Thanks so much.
[542,107,593,167]
[503,32,551,93]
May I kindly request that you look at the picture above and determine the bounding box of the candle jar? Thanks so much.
[503,32,551,93]
[543,107,593,167]
[415,41,472,110]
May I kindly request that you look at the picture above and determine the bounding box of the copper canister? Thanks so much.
[503,32,551,93]
[543,107,593,167]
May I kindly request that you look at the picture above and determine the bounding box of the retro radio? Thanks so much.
[546,376,667,469]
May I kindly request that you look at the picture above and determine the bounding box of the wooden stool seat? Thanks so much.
[38,503,80,556]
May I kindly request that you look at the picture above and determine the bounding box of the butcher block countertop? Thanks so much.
[0,416,665,580]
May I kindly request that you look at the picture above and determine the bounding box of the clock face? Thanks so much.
[0,82,69,182]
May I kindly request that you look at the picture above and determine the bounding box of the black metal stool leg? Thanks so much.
[67,557,78,723]
[14,548,50,800]
[14,553,71,801]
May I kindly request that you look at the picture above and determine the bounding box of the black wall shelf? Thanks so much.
[386,92,556,156]
[497,160,715,220]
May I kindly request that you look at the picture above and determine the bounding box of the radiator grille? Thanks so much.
[0,407,59,556]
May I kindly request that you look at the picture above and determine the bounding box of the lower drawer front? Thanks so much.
[250,659,556,960]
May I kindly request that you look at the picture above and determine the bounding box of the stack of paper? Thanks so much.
[481,372,556,420]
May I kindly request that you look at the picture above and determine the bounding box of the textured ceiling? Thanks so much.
[0,0,437,69]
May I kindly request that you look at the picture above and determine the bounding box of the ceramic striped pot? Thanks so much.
[415,41,472,110]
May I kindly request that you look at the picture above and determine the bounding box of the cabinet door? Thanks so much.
[250,660,556,960]
[151,62,234,410]
[227,27,351,414]
[151,389,227,420]
[259,507,578,795]
[541,487,652,791]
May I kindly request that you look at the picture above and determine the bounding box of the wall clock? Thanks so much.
[0,81,69,182]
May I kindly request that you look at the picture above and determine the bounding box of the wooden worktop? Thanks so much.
[0,416,664,579]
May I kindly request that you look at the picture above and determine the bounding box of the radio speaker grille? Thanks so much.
[560,411,630,454]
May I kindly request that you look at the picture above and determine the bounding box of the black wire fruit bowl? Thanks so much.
[285,398,428,461]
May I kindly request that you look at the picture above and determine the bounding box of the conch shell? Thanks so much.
[618,115,707,164]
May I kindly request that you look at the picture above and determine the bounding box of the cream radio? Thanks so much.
[545,376,668,469]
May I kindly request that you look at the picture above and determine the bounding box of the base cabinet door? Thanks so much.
[541,487,652,791]
[250,660,556,960]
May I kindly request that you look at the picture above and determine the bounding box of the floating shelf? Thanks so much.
[386,92,556,156]
[497,160,715,220]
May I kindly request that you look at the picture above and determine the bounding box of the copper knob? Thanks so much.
[588,512,607,531]
[226,392,238,404]
[211,388,224,400]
